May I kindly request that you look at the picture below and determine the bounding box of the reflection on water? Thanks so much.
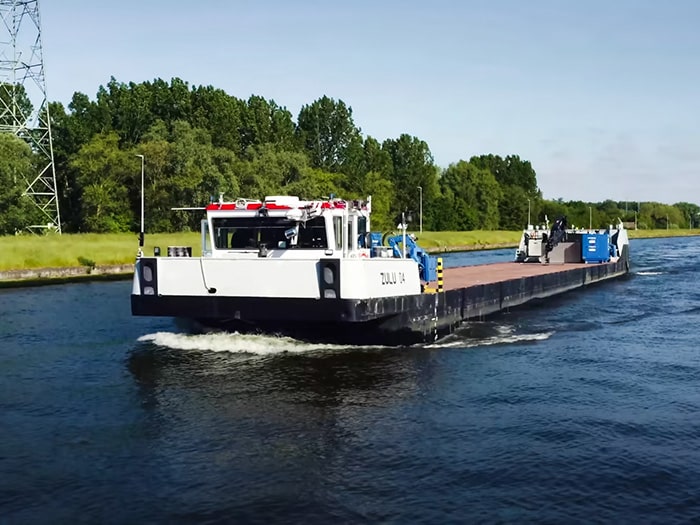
[127,335,431,410]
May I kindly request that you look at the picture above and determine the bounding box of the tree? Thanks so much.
[499,185,531,230]
[382,134,439,224]
[362,171,395,231]
[148,77,192,127]
[283,167,341,201]
[49,101,83,231]
[166,121,239,230]
[0,83,33,130]
[469,154,539,195]
[673,201,700,228]
[340,135,395,196]
[296,96,362,172]
[644,202,683,229]
[468,154,541,230]
[596,199,623,226]
[541,199,570,228]
[0,133,42,234]
[239,96,297,153]
[96,77,155,146]
[439,160,502,230]
[362,136,393,178]
[236,143,311,199]
[136,122,174,232]
[70,132,134,232]
[191,84,245,153]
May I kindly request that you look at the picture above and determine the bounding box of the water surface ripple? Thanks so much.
[2,237,700,523]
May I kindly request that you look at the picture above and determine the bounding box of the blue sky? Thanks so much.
[40,0,699,204]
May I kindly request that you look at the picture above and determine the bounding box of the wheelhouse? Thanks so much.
[201,195,371,258]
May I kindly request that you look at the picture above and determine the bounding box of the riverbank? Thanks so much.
[0,264,135,289]
[1,229,698,288]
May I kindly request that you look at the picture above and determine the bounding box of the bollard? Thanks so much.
[437,257,443,292]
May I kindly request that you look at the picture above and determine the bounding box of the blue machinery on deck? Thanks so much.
[359,231,438,282]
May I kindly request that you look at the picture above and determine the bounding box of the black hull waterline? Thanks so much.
[132,251,630,346]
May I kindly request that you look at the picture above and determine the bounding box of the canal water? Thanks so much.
[1,237,700,524]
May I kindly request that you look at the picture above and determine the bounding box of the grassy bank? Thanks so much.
[626,229,700,239]
[409,230,522,252]
[0,232,201,272]
[1,228,698,272]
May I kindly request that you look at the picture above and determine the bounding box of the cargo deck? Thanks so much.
[442,261,593,291]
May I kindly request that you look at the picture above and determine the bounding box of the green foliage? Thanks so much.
[70,132,133,232]
[0,133,42,234]
[470,154,539,196]
[439,161,502,230]
[499,185,530,230]
[0,83,33,128]
[534,199,697,231]
[296,96,361,172]
[541,199,570,225]
[9,74,693,237]
[363,171,395,231]
[467,154,541,230]
[77,256,96,271]
[283,168,341,201]
[236,143,309,198]
[190,85,244,152]
[674,202,700,228]
[382,134,439,223]
[166,121,240,230]
[240,96,296,152]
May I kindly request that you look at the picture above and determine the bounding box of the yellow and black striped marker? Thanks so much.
[437,257,443,292]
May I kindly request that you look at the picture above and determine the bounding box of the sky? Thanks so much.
[35,0,700,204]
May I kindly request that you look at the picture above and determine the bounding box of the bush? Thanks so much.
[77,256,96,273]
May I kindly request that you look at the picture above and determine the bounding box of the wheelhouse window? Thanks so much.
[212,216,328,250]
[347,217,354,251]
[358,216,368,248]
[297,217,328,249]
[333,217,343,251]
[358,216,367,238]
[201,219,212,256]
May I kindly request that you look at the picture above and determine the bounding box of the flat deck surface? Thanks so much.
[442,262,597,291]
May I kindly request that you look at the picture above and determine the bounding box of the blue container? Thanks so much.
[582,233,610,263]
[420,253,437,282]
[367,232,384,257]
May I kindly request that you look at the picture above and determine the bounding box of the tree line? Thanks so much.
[1,77,698,235]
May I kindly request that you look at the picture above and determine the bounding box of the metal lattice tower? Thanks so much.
[0,0,60,233]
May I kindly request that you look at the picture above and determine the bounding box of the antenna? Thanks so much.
[0,0,60,233]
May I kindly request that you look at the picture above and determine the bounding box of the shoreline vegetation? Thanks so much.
[1,229,698,288]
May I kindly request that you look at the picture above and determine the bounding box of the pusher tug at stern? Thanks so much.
[131,194,630,345]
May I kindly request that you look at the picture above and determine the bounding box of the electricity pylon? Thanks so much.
[0,0,60,233]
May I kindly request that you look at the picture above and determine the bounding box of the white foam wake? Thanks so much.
[137,331,380,356]
[636,271,664,276]
[138,324,554,355]
[424,330,554,349]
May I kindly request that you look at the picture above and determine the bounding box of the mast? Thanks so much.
[0,0,60,233]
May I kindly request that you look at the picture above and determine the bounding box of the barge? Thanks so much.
[131,195,630,345]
